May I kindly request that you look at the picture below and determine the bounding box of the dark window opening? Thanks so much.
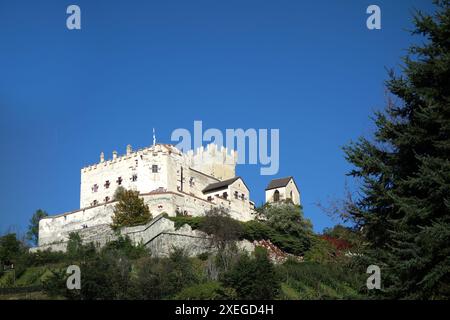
[273,190,280,202]
[104,180,110,189]
[104,196,110,202]
[234,191,239,199]
[152,165,158,173]
[116,177,123,185]
[223,192,228,200]
[131,174,138,182]
[92,184,99,193]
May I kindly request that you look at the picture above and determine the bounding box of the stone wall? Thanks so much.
[31,215,241,257]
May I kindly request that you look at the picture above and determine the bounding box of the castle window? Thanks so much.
[131,174,138,182]
[116,177,123,185]
[273,190,280,202]
[223,192,228,200]
[92,184,99,193]
[241,193,245,200]
[152,165,158,173]
[104,180,110,189]
[234,191,239,199]
[104,196,110,202]
[189,177,194,187]
[92,200,98,206]
[207,196,212,202]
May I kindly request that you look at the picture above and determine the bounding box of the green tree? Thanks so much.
[343,1,450,299]
[111,188,152,229]
[0,233,24,266]
[199,208,243,250]
[259,202,314,254]
[26,209,48,246]
[133,248,198,299]
[222,248,281,299]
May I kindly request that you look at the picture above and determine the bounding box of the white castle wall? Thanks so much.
[80,144,181,208]
[39,191,254,247]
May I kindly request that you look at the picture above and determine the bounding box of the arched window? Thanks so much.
[273,190,280,202]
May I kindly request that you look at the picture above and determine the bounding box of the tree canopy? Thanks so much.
[343,1,450,299]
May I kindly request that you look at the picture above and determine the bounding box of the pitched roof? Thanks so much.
[202,177,241,193]
[265,176,295,190]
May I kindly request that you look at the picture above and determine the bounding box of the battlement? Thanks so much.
[82,143,237,173]
[81,143,181,173]
[185,143,237,165]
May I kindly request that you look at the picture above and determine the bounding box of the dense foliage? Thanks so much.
[0,226,366,300]
[343,1,450,299]
[169,202,314,256]
[111,188,153,229]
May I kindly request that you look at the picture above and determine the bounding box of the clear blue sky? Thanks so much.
[0,0,434,235]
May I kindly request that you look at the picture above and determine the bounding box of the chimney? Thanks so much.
[100,152,105,163]
[112,150,118,160]
[126,144,132,155]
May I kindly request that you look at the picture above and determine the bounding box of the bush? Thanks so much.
[102,235,148,260]
[198,208,243,251]
[241,220,311,255]
[168,216,205,230]
[133,248,198,299]
[222,248,281,299]
[174,281,236,300]
[277,259,365,299]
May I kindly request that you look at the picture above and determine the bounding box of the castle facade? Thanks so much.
[35,142,300,254]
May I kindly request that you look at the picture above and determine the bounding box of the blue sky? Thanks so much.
[0,0,434,235]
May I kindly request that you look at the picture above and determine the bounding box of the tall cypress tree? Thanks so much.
[344,1,449,299]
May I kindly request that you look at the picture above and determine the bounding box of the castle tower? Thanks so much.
[190,143,237,181]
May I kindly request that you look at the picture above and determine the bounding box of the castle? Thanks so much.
[33,141,300,255]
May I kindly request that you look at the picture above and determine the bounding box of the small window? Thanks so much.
[223,192,228,200]
[116,177,123,185]
[104,196,110,202]
[92,184,99,193]
[152,165,158,173]
[241,193,245,200]
[131,174,138,182]
[207,196,212,201]
[104,180,110,189]
[189,177,194,187]
[92,200,98,206]
[234,191,239,199]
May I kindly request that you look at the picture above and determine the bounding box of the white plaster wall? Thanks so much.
[265,179,301,205]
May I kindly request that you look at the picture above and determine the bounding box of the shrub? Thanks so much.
[174,281,236,300]
[198,208,243,251]
[222,248,281,299]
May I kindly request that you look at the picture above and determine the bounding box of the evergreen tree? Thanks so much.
[343,1,450,299]
[26,209,48,246]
